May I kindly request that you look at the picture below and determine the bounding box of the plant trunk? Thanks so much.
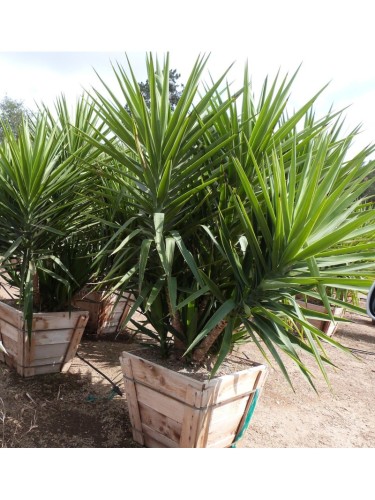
[192,319,228,364]
[33,272,40,311]
[165,291,185,351]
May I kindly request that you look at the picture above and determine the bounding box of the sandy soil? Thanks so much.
[0,308,374,448]
[242,311,375,448]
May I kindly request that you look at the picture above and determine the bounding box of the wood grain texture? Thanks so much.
[120,351,268,448]
[60,314,89,372]
[73,290,134,336]
[0,301,89,377]
[122,356,145,446]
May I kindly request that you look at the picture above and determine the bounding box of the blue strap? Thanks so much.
[231,389,259,448]
[86,388,117,402]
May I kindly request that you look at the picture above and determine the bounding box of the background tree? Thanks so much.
[0,95,31,142]
[138,68,184,109]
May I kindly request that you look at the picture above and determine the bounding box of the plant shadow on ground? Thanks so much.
[1,316,375,448]
[0,333,143,448]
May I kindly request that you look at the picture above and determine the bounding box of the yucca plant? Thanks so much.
[183,139,375,387]
[0,99,101,334]
[83,53,238,340]
[87,53,375,388]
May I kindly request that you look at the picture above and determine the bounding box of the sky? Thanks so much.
[1,0,375,158]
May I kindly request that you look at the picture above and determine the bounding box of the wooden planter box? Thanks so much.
[0,300,89,377]
[72,289,133,337]
[120,350,268,448]
[297,300,344,337]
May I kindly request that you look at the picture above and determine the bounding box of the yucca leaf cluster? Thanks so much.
[86,54,375,388]
[1,53,374,388]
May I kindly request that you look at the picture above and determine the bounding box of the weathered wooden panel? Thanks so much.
[32,343,70,361]
[72,289,133,336]
[122,352,203,402]
[72,299,100,333]
[204,368,260,406]
[179,385,205,447]
[31,311,86,331]
[102,310,123,323]
[206,402,248,447]
[134,383,186,423]
[122,356,145,446]
[207,433,237,448]
[142,424,179,448]
[0,320,19,342]
[21,363,66,377]
[325,307,344,336]
[1,335,18,358]
[139,403,181,444]
[0,301,23,329]
[33,328,85,346]
[209,396,248,428]
[29,355,65,367]
[143,433,169,448]
[120,350,267,448]
[60,315,88,372]
[0,301,89,377]
[296,300,344,336]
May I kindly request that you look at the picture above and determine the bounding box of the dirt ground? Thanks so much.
[0,309,374,448]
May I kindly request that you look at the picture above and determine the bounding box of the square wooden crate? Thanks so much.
[0,300,89,377]
[120,350,268,448]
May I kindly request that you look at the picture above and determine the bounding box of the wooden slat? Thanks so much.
[207,433,237,448]
[134,383,186,423]
[0,335,17,358]
[324,307,344,336]
[103,310,123,322]
[99,325,119,335]
[143,433,168,448]
[204,367,264,406]
[72,298,101,333]
[296,300,343,336]
[0,301,23,329]
[195,388,215,448]
[33,343,69,360]
[139,402,181,443]
[72,297,101,309]
[4,353,17,370]
[21,363,66,377]
[121,356,145,446]
[115,293,133,334]
[60,314,88,372]
[32,310,88,332]
[208,415,245,445]
[208,396,248,428]
[179,385,204,447]
[142,424,179,448]
[29,355,65,367]
[33,328,85,346]
[0,320,20,342]
[122,352,203,402]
